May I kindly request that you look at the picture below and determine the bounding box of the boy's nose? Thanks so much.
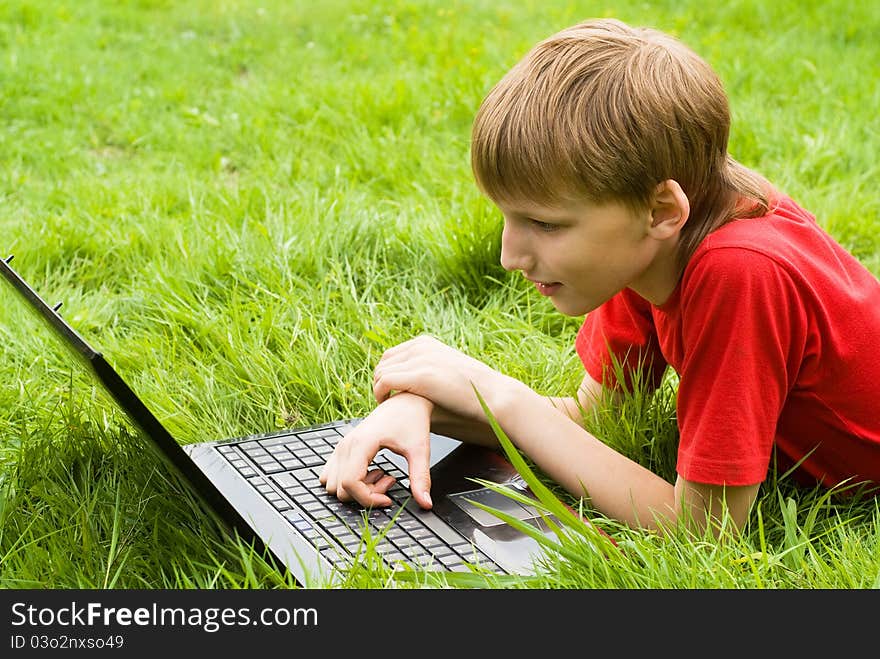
[499,221,533,272]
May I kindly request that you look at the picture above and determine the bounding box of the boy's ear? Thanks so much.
[648,179,689,239]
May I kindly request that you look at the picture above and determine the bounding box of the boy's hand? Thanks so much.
[372,335,523,421]
[320,392,434,509]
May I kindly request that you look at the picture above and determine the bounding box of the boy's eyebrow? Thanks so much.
[499,204,572,221]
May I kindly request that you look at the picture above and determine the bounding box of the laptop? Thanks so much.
[0,254,571,586]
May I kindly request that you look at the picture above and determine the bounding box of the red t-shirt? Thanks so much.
[576,196,880,490]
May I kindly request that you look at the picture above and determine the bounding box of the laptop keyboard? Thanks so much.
[215,421,497,574]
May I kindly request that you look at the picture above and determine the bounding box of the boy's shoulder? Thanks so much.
[688,195,827,273]
[698,195,815,251]
[682,194,879,300]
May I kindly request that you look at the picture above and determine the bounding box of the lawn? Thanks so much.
[1,0,879,588]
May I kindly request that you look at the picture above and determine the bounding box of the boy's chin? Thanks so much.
[549,296,596,317]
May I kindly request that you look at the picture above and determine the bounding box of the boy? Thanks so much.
[320,18,880,534]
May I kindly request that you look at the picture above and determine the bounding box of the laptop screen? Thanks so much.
[0,255,266,549]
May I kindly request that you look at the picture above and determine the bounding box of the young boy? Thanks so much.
[320,18,880,534]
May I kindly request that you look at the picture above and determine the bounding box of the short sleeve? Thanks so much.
[575,288,668,393]
[675,247,805,486]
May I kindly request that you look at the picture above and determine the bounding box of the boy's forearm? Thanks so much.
[545,395,590,427]
[429,395,587,445]
[429,404,499,447]
[485,382,677,531]
[425,381,679,530]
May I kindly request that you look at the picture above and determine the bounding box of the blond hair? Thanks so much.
[471,18,772,272]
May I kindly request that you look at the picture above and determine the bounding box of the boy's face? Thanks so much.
[496,196,671,315]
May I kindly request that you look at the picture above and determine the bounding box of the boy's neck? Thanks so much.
[629,237,682,307]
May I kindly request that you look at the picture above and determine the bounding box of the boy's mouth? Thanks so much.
[532,280,562,296]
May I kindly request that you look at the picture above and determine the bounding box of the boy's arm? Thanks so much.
[429,373,605,443]
[487,375,759,533]
[320,374,606,510]
[547,373,606,425]
[488,380,757,533]
[330,334,758,533]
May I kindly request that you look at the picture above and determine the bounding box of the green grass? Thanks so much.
[1,0,879,589]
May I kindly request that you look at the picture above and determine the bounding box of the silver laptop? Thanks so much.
[0,254,562,586]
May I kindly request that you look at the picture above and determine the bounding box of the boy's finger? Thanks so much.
[373,372,399,402]
[405,447,433,510]
[339,476,392,508]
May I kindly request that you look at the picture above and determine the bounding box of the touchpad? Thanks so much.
[448,488,541,528]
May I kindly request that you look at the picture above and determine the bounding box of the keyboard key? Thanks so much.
[257,435,296,448]
[271,472,298,489]
[278,457,304,469]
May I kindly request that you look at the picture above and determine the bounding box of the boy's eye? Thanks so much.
[529,219,558,232]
